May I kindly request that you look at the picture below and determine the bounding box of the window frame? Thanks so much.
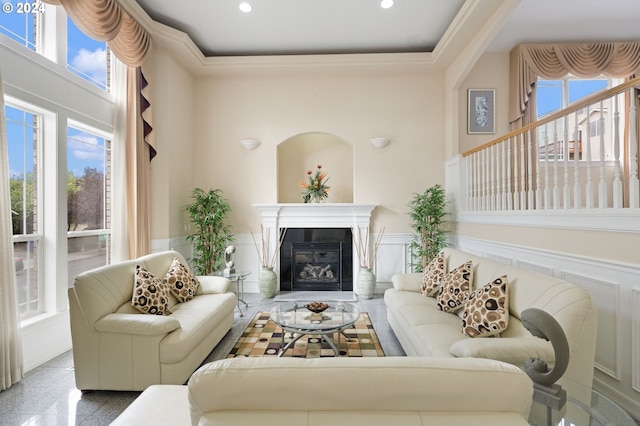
[6,97,47,320]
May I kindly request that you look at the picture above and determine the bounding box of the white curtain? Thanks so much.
[0,67,24,390]
[111,57,129,263]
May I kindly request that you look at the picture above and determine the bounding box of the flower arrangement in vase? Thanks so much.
[299,164,330,203]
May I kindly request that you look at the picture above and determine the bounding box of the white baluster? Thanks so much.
[473,152,480,211]
[573,111,581,208]
[534,127,541,210]
[500,141,509,210]
[585,104,594,209]
[490,144,496,211]
[497,142,504,211]
[520,133,527,209]
[543,122,550,209]
[598,100,607,208]
[527,129,534,209]
[513,138,520,210]
[553,118,560,209]
[507,138,513,210]
[465,154,472,211]
[613,93,623,208]
[629,87,639,208]
[563,115,571,209]
[482,149,488,211]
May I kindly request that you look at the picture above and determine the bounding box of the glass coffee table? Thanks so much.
[269,302,360,357]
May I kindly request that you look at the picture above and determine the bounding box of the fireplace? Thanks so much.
[254,203,378,294]
[280,228,352,292]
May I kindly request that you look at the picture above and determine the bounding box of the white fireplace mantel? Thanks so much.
[253,203,379,294]
[253,203,378,229]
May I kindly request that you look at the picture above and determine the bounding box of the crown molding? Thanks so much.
[117,0,443,76]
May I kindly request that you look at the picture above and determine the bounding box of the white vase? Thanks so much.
[357,267,376,299]
[258,267,277,298]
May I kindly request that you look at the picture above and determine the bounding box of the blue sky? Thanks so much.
[2,6,108,178]
[537,79,608,117]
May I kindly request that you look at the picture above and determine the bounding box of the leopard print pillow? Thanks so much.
[132,265,172,315]
[461,275,509,337]
[420,251,446,297]
[436,260,473,313]
[164,257,200,302]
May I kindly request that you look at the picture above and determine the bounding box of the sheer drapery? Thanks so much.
[42,0,156,257]
[111,58,129,262]
[0,67,24,390]
[509,42,640,128]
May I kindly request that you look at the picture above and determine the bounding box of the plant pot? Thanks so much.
[357,267,376,299]
[258,267,277,298]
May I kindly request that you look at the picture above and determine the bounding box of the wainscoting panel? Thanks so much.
[452,236,640,421]
[515,259,555,277]
[561,271,621,380]
[374,234,413,283]
[633,288,640,393]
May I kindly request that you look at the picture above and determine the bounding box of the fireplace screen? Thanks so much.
[291,242,342,291]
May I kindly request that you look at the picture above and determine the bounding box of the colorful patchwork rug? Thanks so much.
[227,311,385,358]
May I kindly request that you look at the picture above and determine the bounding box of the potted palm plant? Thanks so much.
[185,188,233,275]
[408,184,448,272]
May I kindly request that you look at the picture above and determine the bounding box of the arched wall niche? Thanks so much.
[277,132,354,203]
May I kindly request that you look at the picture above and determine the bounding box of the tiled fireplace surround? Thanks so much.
[254,203,378,295]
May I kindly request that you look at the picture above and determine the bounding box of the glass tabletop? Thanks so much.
[269,302,360,332]
[529,387,636,426]
[210,270,251,280]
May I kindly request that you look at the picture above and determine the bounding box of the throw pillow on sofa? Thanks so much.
[436,260,473,313]
[461,275,509,337]
[420,251,446,297]
[132,265,172,315]
[164,257,200,302]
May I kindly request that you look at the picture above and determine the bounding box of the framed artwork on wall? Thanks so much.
[467,89,495,134]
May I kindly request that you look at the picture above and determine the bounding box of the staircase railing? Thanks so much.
[460,77,640,213]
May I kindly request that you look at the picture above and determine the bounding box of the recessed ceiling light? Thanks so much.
[381,0,394,9]
[239,2,252,13]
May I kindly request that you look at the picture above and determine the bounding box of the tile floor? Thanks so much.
[0,293,404,426]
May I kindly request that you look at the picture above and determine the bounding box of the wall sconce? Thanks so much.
[240,139,260,151]
[370,137,390,149]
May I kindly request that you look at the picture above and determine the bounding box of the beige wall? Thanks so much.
[277,132,354,203]
[190,69,447,235]
[150,48,196,239]
[454,222,639,264]
[457,52,511,155]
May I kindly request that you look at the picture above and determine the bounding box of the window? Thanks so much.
[590,119,605,137]
[0,1,44,50]
[537,77,616,161]
[537,77,609,119]
[66,125,111,285]
[67,17,109,91]
[6,103,42,319]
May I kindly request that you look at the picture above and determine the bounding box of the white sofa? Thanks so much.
[68,250,237,391]
[112,357,534,426]
[384,247,598,398]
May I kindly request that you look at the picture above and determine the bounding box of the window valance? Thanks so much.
[41,0,150,67]
[509,42,640,126]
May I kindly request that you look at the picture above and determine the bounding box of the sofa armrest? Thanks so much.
[450,337,555,368]
[391,273,422,292]
[94,313,181,335]
[196,276,231,294]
